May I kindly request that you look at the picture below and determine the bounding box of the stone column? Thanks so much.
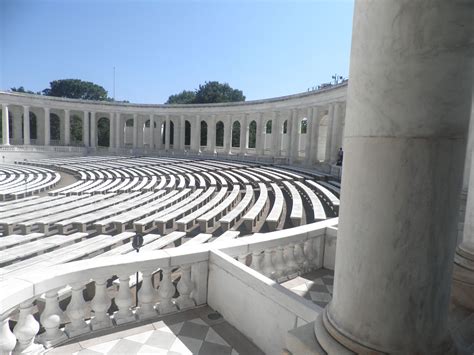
[90,112,96,148]
[109,113,115,148]
[209,115,216,154]
[324,104,334,162]
[116,113,122,149]
[272,111,281,157]
[165,115,170,151]
[224,114,232,154]
[240,114,247,154]
[179,115,185,151]
[304,107,313,165]
[23,106,30,145]
[64,109,70,146]
[312,1,474,354]
[195,115,201,153]
[257,112,265,156]
[149,114,155,149]
[308,106,321,166]
[132,114,138,148]
[1,104,9,145]
[44,107,50,146]
[329,103,343,163]
[83,111,89,147]
[137,116,144,149]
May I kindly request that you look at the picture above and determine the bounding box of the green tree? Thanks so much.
[165,81,245,105]
[11,87,41,95]
[43,79,108,101]
[166,90,196,104]
[194,81,245,104]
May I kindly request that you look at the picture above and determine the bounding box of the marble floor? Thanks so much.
[281,268,334,308]
[46,306,263,355]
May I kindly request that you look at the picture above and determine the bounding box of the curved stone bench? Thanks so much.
[242,183,268,231]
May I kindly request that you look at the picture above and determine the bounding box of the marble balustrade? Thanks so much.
[0,218,337,354]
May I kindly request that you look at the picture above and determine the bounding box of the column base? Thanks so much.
[452,242,474,311]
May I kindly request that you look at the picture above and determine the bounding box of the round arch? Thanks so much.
[216,121,224,147]
[232,121,241,148]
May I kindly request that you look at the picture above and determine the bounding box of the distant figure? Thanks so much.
[337,148,343,166]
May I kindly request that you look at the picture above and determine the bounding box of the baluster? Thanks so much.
[0,315,16,355]
[137,270,158,320]
[113,274,136,325]
[65,282,90,337]
[238,254,247,265]
[304,238,316,272]
[37,290,67,347]
[284,243,299,277]
[176,264,196,310]
[261,249,275,279]
[273,246,286,280]
[157,267,177,314]
[294,242,306,273]
[90,278,112,330]
[250,251,262,272]
[13,301,43,354]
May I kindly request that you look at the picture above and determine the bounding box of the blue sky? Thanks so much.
[0,0,354,104]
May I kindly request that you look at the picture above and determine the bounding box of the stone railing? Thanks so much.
[0,145,87,154]
[0,218,337,354]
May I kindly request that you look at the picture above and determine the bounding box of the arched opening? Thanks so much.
[200,121,208,147]
[216,121,224,147]
[300,118,307,134]
[71,115,83,144]
[232,121,240,148]
[50,113,60,142]
[169,121,174,145]
[29,112,37,140]
[125,118,134,145]
[282,120,288,134]
[248,120,257,148]
[97,117,110,147]
[266,120,272,134]
[185,120,191,146]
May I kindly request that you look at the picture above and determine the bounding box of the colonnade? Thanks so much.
[0,91,346,166]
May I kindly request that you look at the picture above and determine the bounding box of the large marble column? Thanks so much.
[132,114,138,149]
[240,114,248,154]
[224,114,231,154]
[179,115,185,151]
[116,113,122,149]
[64,109,71,146]
[1,104,10,145]
[308,106,321,166]
[323,104,334,162]
[12,109,22,145]
[83,111,89,147]
[257,112,265,156]
[290,109,299,161]
[164,114,170,151]
[109,113,115,148]
[272,111,281,157]
[23,106,30,145]
[329,103,343,163]
[209,115,216,154]
[90,112,96,148]
[313,1,474,354]
[149,114,155,149]
[44,107,50,146]
[304,107,314,165]
[192,115,201,153]
[137,116,144,149]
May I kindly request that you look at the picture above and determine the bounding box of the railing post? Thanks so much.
[304,238,316,272]
[157,267,177,314]
[250,251,262,272]
[191,261,208,306]
[113,274,136,325]
[90,278,112,330]
[65,282,90,337]
[0,315,16,355]
[176,264,195,310]
[137,270,158,320]
[294,241,306,273]
[262,249,275,279]
[284,243,299,277]
[273,246,286,280]
[37,290,67,347]
[13,301,43,354]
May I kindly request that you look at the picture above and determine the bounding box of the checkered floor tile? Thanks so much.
[71,318,238,355]
[282,268,334,308]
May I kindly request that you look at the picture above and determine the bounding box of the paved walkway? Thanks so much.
[281,268,334,308]
[47,306,263,355]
